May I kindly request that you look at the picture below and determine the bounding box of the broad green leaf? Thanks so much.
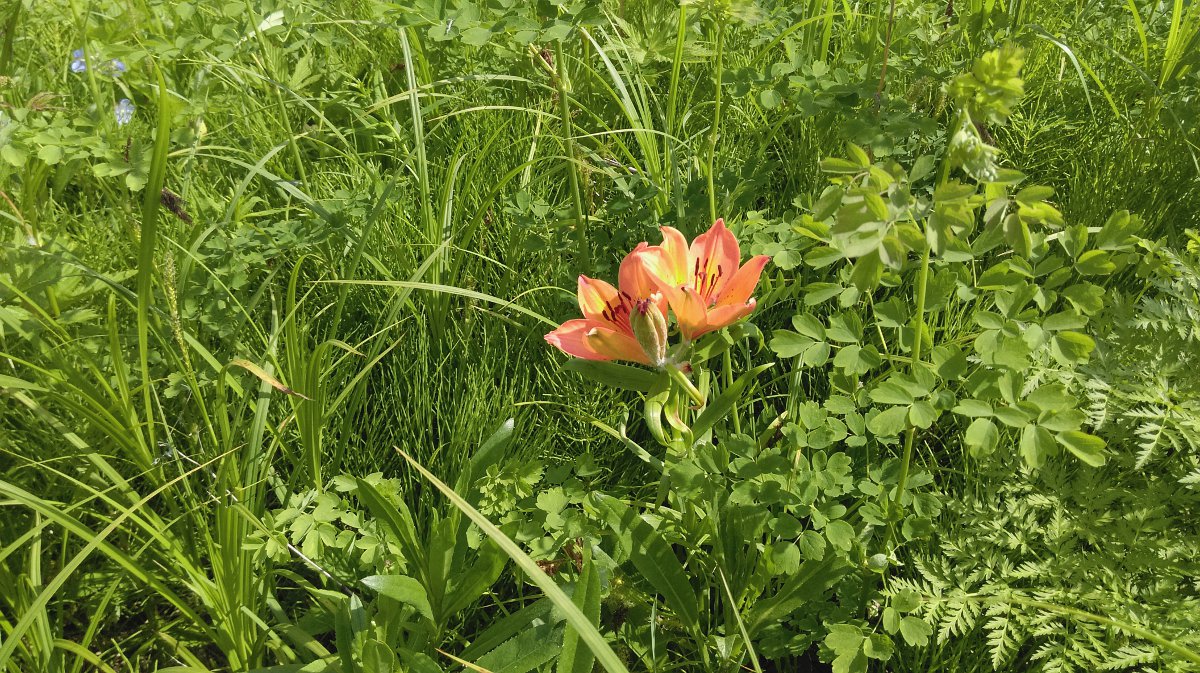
[993,406,1031,427]
[1057,431,1106,467]
[821,157,866,174]
[803,282,843,304]
[826,313,862,343]
[953,399,993,417]
[910,155,936,182]
[464,419,516,492]
[892,589,921,612]
[964,418,999,456]
[1041,311,1088,331]
[564,360,661,392]
[746,557,845,636]
[863,633,894,661]
[355,479,423,582]
[459,26,493,45]
[476,621,562,673]
[932,345,968,380]
[833,344,882,375]
[1095,210,1139,250]
[975,330,1030,369]
[798,530,825,561]
[908,401,938,429]
[592,495,699,631]
[361,575,434,621]
[899,616,932,646]
[975,311,1007,329]
[1026,384,1073,412]
[850,251,884,291]
[766,541,801,576]
[833,650,868,673]
[1039,409,1087,432]
[1061,283,1105,314]
[870,380,915,405]
[883,607,900,633]
[868,406,909,437]
[0,143,27,166]
[803,341,831,367]
[1020,424,1056,469]
[1015,184,1054,205]
[1074,249,1116,275]
[792,313,827,340]
[1051,331,1095,364]
[825,624,864,655]
[771,330,815,358]
[459,600,553,661]
[825,520,856,552]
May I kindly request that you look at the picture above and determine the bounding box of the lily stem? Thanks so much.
[667,365,707,407]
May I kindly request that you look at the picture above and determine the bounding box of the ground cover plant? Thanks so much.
[0,0,1198,671]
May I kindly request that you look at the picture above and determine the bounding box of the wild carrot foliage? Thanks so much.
[0,1,1197,672]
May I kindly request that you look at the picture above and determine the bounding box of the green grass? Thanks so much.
[0,0,1197,671]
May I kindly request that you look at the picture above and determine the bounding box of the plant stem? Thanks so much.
[556,41,589,272]
[665,3,687,218]
[893,243,930,522]
[722,349,740,434]
[874,0,898,108]
[707,17,725,223]
[668,365,706,406]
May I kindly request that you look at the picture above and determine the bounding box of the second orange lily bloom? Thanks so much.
[638,219,770,342]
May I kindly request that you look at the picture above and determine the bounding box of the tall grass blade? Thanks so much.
[395,448,632,673]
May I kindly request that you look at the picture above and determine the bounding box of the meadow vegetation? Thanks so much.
[0,0,1198,671]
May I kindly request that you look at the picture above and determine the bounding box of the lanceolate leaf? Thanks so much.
[397,449,632,673]
[361,575,434,621]
[564,359,663,392]
[691,363,773,440]
[591,494,700,632]
[558,546,602,673]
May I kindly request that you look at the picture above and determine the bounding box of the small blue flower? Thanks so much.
[115,98,134,126]
[70,49,86,73]
[109,59,126,75]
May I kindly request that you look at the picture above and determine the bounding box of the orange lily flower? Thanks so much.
[640,219,770,341]
[545,246,667,365]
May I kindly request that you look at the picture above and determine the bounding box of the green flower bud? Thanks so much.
[630,297,668,368]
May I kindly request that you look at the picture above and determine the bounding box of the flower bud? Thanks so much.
[629,295,668,367]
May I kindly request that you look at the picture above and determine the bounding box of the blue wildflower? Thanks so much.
[110,59,126,75]
[70,49,86,73]
[115,98,134,126]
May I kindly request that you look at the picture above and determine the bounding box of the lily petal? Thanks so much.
[669,287,712,342]
[656,226,691,286]
[704,298,757,334]
[583,324,652,364]
[577,275,628,331]
[619,244,666,315]
[714,255,770,308]
[545,319,649,364]
[688,219,741,302]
